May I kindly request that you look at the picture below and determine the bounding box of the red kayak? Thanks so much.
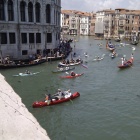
[32,92,80,108]
[60,73,84,79]
[118,58,133,68]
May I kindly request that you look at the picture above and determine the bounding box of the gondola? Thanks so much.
[118,58,133,69]
[60,73,84,79]
[32,92,80,108]
[0,58,46,69]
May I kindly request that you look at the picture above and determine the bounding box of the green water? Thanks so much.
[1,36,140,140]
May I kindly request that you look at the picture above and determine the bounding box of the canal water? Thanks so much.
[1,36,140,140]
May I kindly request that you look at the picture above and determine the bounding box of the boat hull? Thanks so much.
[60,73,84,79]
[118,58,133,68]
[0,58,46,69]
[52,67,75,73]
[32,92,80,108]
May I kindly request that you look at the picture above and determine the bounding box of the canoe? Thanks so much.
[93,57,104,61]
[52,67,75,73]
[60,73,84,79]
[0,58,46,69]
[118,58,133,68]
[32,92,80,108]
[58,61,82,67]
[13,72,40,77]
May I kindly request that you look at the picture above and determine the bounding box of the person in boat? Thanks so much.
[65,67,69,70]
[45,94,52,104]
[25,70,30,74]
[66,59,70,64]
[121,57,126,65]
[131,53,134,60]
[57,89,65,99]
[71,71,76,76]
[64,89,72,98]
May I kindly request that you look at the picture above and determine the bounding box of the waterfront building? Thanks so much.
[89,13,96,36]
[79,12,90,35]
[103,10,115,39]
[0,0,61,60]
[61,10,70,35]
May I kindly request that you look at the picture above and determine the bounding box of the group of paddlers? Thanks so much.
[45,89,72,104]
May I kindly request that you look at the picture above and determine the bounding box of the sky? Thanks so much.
[61,0,140,12]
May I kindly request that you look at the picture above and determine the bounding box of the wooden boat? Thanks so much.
[0,58,46,69]
[52,67,75,73]
[47,55,65,62]
[32,92,80,108]
[106,40,115,52]
[60,73,84,79]
[118,58,133,69]
[131,41,138,45]
[58,60,82,67]
[13,72,40,77]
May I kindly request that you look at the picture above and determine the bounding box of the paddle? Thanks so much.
[81,64,88,69]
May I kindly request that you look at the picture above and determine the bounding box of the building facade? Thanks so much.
[0,0,61,60]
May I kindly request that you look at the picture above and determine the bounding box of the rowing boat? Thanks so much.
[13,72,40,76]
[58,61,82,67]
[0,58,46,69]
[52,67,75,73]
[32,92,80,108]
[118,58,133,69]
[60,73,84,79]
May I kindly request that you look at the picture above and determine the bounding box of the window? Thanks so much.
[36,33,41,43]
[8,0,14,21]
[46,4,51,23]
[0,33,7,44]
[0,0,5,20]
[9,33,15,44]
[28,2,33,22]
[29,33,34,43]
[47,33,52,43]
[20,1,25,21]
[21,33,27,44]
[22,50,28,55]
[35,3,40,23]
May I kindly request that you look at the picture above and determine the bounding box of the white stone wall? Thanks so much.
[0,74,50,140]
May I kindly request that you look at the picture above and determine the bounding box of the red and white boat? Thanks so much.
[32,92,80,108]
[60,73,84,79]
[118,58,133,69]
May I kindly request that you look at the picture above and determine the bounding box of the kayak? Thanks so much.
[60,73,84,79]
[32,92,80,108]
[52,67,75,73]
[13,72,40,76]
[118,58,133,69]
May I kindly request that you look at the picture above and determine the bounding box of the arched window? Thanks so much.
[28,2,33,22]
[46,4,51,23]
[35,2,40,23]
[20,1,26,21]
[8,0,14,21]
[0,0,5,20]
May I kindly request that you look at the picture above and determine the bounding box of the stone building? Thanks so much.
[0,0,61,60]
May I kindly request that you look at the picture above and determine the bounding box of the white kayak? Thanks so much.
[13,72,40,77]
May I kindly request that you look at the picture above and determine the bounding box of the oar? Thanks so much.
[81,64,88,69]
